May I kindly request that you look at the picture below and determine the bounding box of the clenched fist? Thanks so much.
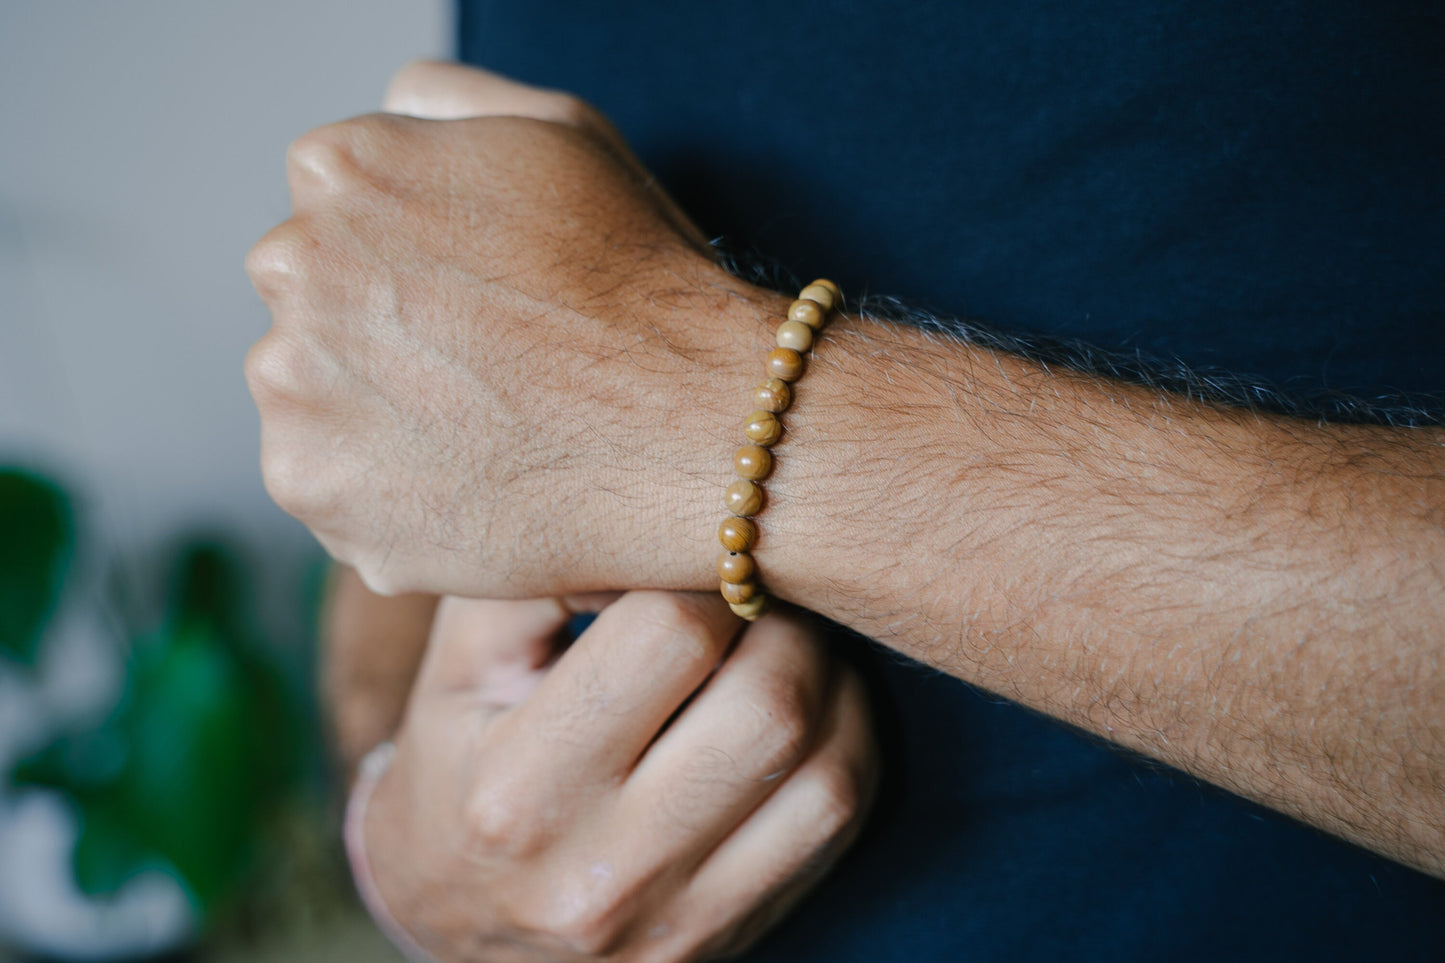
[245,66,788,598]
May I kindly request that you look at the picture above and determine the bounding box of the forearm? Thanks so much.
[320,567,437,782]
[250,76,1445,876]
[755,310,1445,875]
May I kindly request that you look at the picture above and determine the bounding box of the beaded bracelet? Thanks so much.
[718,279,840,620]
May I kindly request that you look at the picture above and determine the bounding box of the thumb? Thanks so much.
[383,60,589,124]
[415,597,566,706]
[382,60,493,119]
[415,594,622,707]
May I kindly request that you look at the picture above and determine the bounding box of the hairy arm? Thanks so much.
[749,304,1445,876]
[246,64,1445,880]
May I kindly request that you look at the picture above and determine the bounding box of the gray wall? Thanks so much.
[0,0,449,626]
[0,4,448,955]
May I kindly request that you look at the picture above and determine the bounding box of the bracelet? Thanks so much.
[718,279,840,620]
[343,742,438,963]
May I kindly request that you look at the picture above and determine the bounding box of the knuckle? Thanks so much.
[801,764,865,844]
[530,873,628,957]
[463,778,543,857]
[642,592,711,636]
[258,439,322,520]
[286,123,363,188]
[740,677,816,777]
[245,222,313,297]
[243,333,309,401]
[630,592,727,663]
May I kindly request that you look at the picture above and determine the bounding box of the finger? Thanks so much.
[245,219,314,306]
[498,591,741,782]
[384,61,582,124]
[382,60,484,118]
[672,667,879,959]
[413,593,627,709]
[284,123,364,207]
[613,611,833,867]
[415,596,573,706]
[383,60,612,139]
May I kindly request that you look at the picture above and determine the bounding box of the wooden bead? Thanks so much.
[733,444,772,480]
[754,378,791,413]
[712,279,840,623]
[743,410,782,446]
[724,478,763,516]
[720,580,757,604]
[788,298,827,330]
[809,278,842,305]
[766,347,804,381]
[718,516,757,552]
[798,283,836,313]
[729,595,768,621]
[776,319,814,352]
[717,551,756,584]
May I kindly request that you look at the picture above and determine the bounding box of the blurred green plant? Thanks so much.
[0,469,73,667]
[3,466,304,922]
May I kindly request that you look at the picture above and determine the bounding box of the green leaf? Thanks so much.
[11,541,305,915]
[73,802,154,897]
[0,469,73,666]
[117,619,260,906]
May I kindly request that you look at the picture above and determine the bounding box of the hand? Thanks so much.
[357,591,879,962]
[245,64,784,598]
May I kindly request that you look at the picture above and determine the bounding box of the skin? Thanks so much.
[323,576,882,963]
[246,57,1445,904]
[782,322,1445,875]
[310,68,882,963]
[318,566,435,782]
[321,572,882,963]
[363,591,877,962]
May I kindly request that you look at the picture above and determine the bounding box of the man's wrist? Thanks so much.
[627,273,795,593]
[755,314,982,640]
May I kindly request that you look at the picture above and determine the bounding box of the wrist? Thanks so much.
[620,269,794,592]
[754,314,981,639]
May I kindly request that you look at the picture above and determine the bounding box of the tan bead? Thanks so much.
[798,283,837,313]
[766,347,804,382]
[724,478,763,516]
[733,444,773,480]
[809,278,842,305]
[743,409,782,446]
[717,551,756,584]
[729,595,768,621]
[753,378,792,413]
[720,580,758,604]
[776,319,814,352]
[788,298,827,330]
[718,516,757,552]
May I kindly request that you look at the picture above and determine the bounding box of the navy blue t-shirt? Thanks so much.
[460,1,1445,958]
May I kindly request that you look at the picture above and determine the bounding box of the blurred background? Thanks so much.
[1,3,448,959]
